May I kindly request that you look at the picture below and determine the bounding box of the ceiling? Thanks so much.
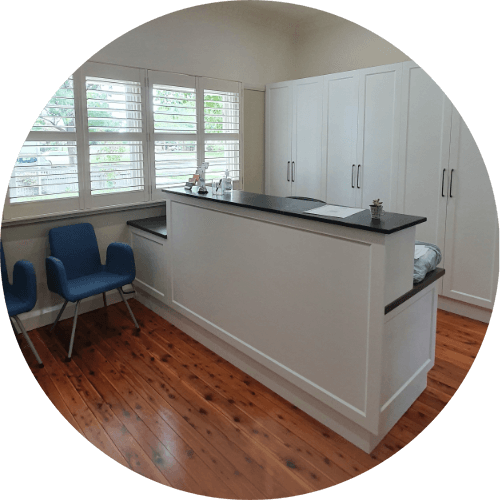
[218,0,346,27]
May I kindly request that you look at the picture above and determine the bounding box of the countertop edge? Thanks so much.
[162,188,427,235]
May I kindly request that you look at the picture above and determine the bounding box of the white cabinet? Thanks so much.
[265,76,324,200]
[441,109,499,309]
[324,64,402,211]
[129,227,167,303]
[266,62,498,315]
[323,71,359,207]
[398,61,498,310]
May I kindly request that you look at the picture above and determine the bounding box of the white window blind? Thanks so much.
[10,142,78,203]
[202,79,241,184]
[148,71,200,195]
[5,77,80,219]
[86,74,145,198]
[204,89,239,134]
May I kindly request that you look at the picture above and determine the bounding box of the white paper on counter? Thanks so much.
[414,245,429,260]
[304,205,366,218]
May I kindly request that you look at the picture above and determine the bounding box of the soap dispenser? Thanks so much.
[224,169,233,192]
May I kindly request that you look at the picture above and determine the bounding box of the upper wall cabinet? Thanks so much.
[323,64,402,210]
[265,77,324,201]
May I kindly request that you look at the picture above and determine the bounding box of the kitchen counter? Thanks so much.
[142,187,444,453]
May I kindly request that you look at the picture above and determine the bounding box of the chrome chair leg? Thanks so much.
[66,300,80,362]
[10,317,21,335]
[12,315,44,368]
[51,300,68,333]
[118,287,139,329]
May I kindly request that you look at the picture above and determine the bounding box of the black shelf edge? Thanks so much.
[127,216,167,239]
[385,268,445,315]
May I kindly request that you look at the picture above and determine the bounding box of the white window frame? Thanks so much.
[148,70,198,200]
[80,62,150,209]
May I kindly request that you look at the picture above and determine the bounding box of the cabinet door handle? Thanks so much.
[287,161,290,182]
[441,169,446,197]
[356,165,361,188]
[449,169,454,198]
[292,161,295,182]
[351,164,355,188]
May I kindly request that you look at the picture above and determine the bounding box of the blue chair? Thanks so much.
[1,241,43,368]
[46,223,139,361]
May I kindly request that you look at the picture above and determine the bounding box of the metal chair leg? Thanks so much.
[103,292,107,307]
[10,317,21,335]
[118,288,139,329]
[66,300,80,362]
[51,300,68,333]
[12,315,44,368]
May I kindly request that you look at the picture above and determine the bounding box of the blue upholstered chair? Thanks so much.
[46,223,139,361]
[1,241,43,367]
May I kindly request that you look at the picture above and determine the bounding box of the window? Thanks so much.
[4,77,81,219]
[83,64,148,208]
[201,78,241,185]
[4,64,242,221]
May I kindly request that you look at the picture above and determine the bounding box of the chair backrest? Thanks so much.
[0,241,10,289]
[48,223,102,280]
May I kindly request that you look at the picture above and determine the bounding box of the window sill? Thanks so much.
[1,200,165,228]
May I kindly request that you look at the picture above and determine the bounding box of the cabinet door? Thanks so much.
[265,81,292,197]
[324,71,359,207]
[442,109,499,308]
[398,61,451,254]
[356,64,402,211]
[291,76,325,201]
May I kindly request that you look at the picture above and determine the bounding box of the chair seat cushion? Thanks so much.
[66,271,133,302]
[4,289,32,317]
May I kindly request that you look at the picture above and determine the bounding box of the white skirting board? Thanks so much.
[438,295,492,323]
[135,287,428,453]
[12,288,128,332]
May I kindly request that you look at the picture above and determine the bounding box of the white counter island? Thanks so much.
[136,187,442,453]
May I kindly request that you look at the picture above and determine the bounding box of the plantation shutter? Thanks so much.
[200,78,242,187]
[4,76,82,219]
[82,63,148,208]
[148,70,198,199]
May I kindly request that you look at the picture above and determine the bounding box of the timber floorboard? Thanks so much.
[15,299,489,498]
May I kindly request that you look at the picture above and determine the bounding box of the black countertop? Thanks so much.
[385,268,445,314]
[162,187,427,235]
[127,216,167,239]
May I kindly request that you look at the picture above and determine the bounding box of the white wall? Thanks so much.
[90,4,296,85]
[291,18,409,80]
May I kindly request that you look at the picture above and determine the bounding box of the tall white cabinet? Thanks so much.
[265,61,498,318]
[265,76,324,201]
[323,64,402,211]
[398,61,498,311]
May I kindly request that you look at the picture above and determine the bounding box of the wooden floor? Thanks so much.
[18,299,487,498]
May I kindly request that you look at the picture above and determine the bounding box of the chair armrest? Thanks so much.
[12,260,37,310]
[105,242,136,280]
[46,256,70,299]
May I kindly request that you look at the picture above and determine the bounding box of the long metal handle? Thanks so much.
[356,165,361,188]
[449,169,454,198]
[287,161,290,182]
[351,164,355,188]
[292,161,295,182]
[441,169,446,197]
